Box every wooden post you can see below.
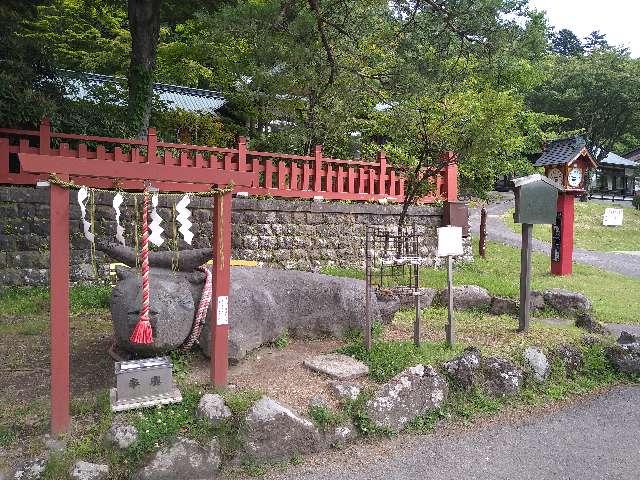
[519,223,533,332]
[378,151,386,196]
[147,127,157,164]
[445,255,455,346]
[314,145,323,193]
[50,175,70,433]
[413,262,421,347]
[442,152,458,201]
[479,206,487,258]
[211,191,232,386]
[39,118,51,155]
[238,136,247,172]
[364,228,372,352]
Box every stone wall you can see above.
[0,185,469,286]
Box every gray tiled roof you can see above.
[533,137,588,167]
[600,151,638,167]
[61,71,226,114]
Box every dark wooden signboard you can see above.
[551,211,562,262]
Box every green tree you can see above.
[551,28,584,56]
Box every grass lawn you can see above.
[323,240,640,325]
[502,201,640,252]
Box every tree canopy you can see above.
[1,0,639,197]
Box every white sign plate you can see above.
[216,296,229,325]
[603,208,623,226]
[437,226,464,257]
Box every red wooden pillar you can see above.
[314,145,323,193]
[50,175,70,433]
[551,193,575,276]
[211,191,232,386]
[377,151,387,196]
[442,151,458,201]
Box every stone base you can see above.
[110,388,182,412]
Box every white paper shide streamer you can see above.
[77,187,95,243]
[148,193,165,246]
[176,194,193,245]
[112,192,126,246]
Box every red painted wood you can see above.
[378,151,386,196]
[39,118,51,155]
[147,127,157,164]
[314,145,323,192]
[50,175,70,433]
[211,192,232,386]
[19,154,254,186]
[551,193,575,276]
[2,122,458,202]
[0,138,8,178]
[265,158,274,189]
[237,137,247,172]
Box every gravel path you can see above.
[469,194,640,278]
[267,385,640,480]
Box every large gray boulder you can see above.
[481,357,523,397]
[134,437,220,480]
[551,344,583,376]
[442,347,482,390]
[389,287,437,309]
[11,459,46,480]
[241,396,323,462]
[364,365,448,432]
[490,297,518,316]
[111,268,196,355]
[104,420,138,449]
[543,289,592,315]
[439,285,491,311]
[200,268,390,362]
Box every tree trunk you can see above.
[128,0,161,138]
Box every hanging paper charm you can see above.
[176,194,193,245]
[148,193,165,247]
[112,192,126,246]
[77,187,95,243]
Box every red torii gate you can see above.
[17,126,253,434]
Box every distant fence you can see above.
[0,119,457,202]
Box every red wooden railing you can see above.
[0,119,457,202]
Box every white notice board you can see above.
[602,208,623,226]
[437,226,464,257]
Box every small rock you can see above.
[575,312,605,334]
[12,458,46,480]
[304,354,369,380]
[329,382,361,401]
[43,434,67,452]
[551,344,583,376]
[543,289,591,315]
[618,331,639,345]
[327,422,358,448]
[196,394,232,425]
[308,394,330,409]
[490,297,518,316]
[241,396,323,462]
[605,342,640,375]
[365,364,448,432]
[439,285,491,311]
[389,287,437,309]
[442,347,482,390]
[104,421,138,450]
[70,461,109,480]
[523,347,550,382]
[134,437,220,480]
[530,291,546,312]
[481,357,523,397]
[375,290,401,323]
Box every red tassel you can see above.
[130,318,153,344]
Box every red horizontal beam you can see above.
[18,153,254,187]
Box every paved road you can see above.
[469,194,640,278]
[269,385,640,480]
